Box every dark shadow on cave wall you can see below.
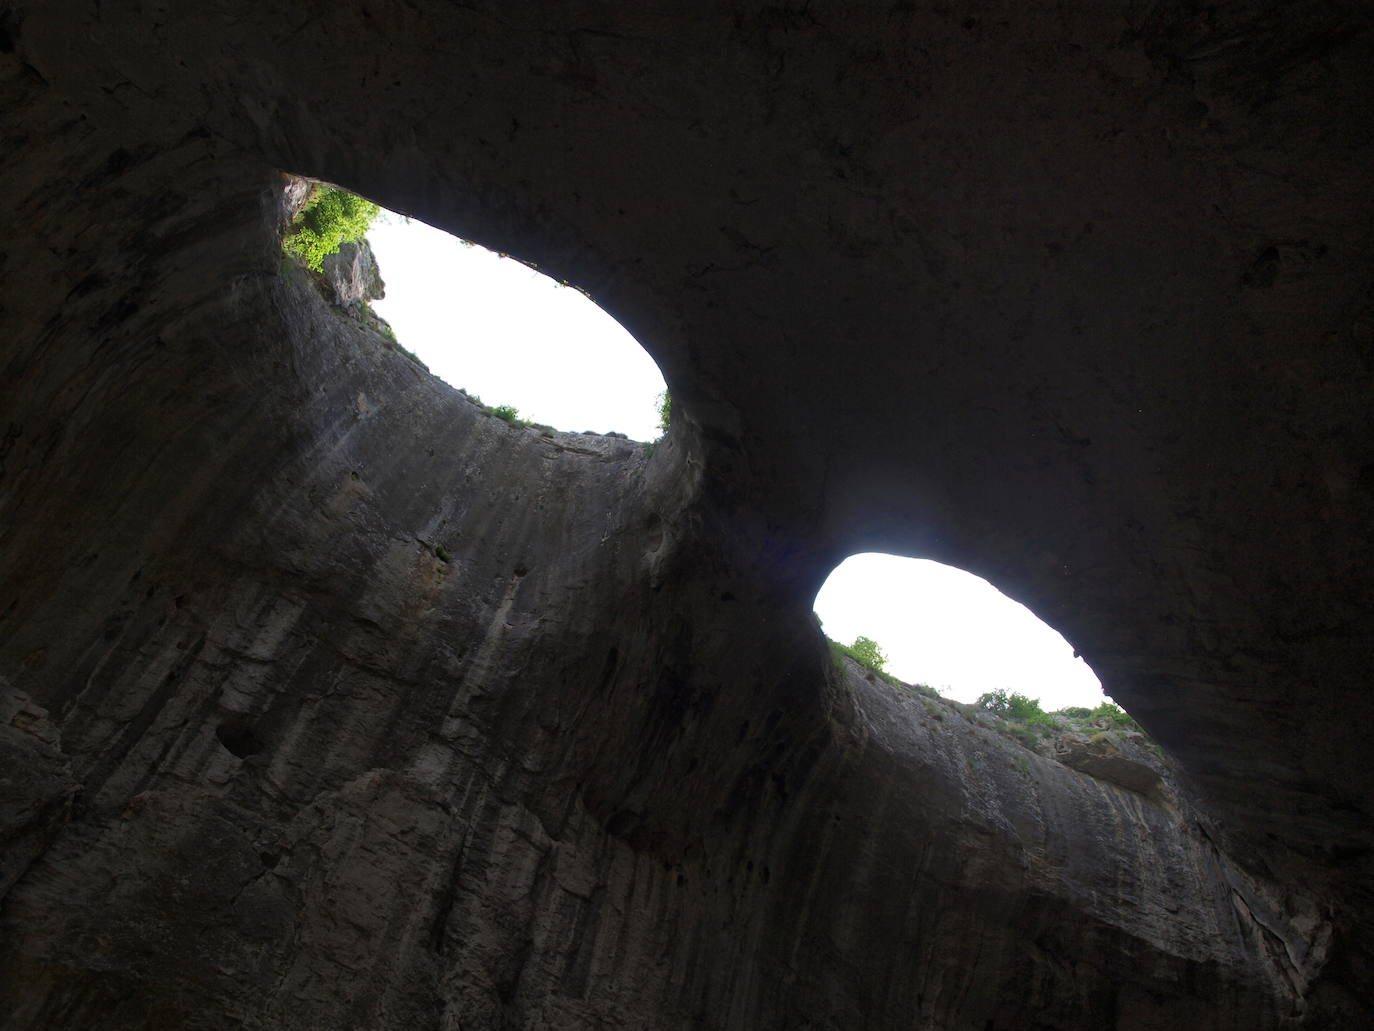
[0,2,1371,1027]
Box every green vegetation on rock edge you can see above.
[283,184,380,271]
[826,635,1143,746]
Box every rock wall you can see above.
[1,2,1370,1027]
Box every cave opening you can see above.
[813,552,1114,713]
[364,208,668,441]
[815,553,1161,798]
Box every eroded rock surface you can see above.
[1051,727,1164,798]
[320,238,384,313]
[1,2,1371,1028]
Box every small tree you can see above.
[849,636,887,672]
[977,689,1057,732]
[656,389,672,433]
[283,185,380,271]
[976,688,1012,715]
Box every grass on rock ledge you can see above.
[827,634,1146,753]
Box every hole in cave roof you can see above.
[364,209,667,441]
[814,552,1112,712]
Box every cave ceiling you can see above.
[1,2,1372,1028]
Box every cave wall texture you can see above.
[1,2,1372,1028]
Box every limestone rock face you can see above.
[0,681,79,900]
[320,238,385,313]
[1053,732,1165,797]
[0,2,1371,1028]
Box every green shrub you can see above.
[977,688,1058,733]
[977,689,1037,718]
[283,185,380,271]
[973,689,1148,758]
[827,635,906,689]
[1089,701,1139,730]
[848,636,887,672]
[975,689,1006,714]
[656,389,672,433]
[640,390,673,455]
[492,404,524,425]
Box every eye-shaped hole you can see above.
[365,209,667,440]
[814,552,1117,713]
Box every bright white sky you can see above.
[366,214,1108,711]
[813,554,1105,708]
[368,213,667,441]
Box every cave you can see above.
[1,4,1371,1028]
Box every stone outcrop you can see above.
[320,238,384,313]
[1,2,1371,1028]
[1053,730,1164,798]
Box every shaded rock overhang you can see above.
[1,2,1371,1028]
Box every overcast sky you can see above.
[367,214,1108,710]
[813,554,1105,708]
[369,213,666,441]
